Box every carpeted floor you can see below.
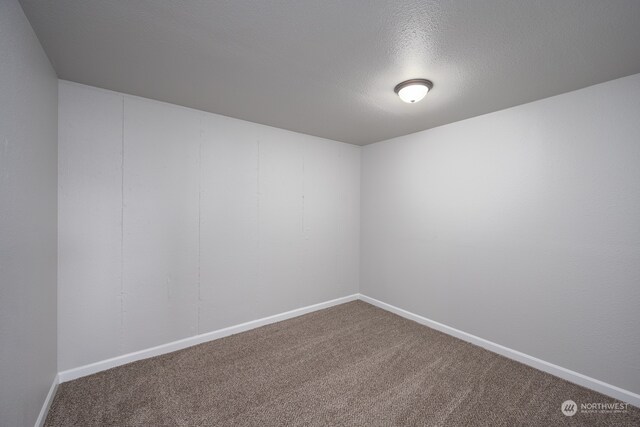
[46,301,639,426]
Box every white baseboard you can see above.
[58,294,359,383]
[35,374,59,427]
[358,294,640,408]
[55,292,639,408]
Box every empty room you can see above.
[2,0,640,425]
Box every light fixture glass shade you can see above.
[394,79,433,103]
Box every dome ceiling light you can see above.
[394,79,434,104]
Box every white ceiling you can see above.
[20,0,640,145]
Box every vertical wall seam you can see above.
[301,147,306,294]
[335,145,341,291]
[119,95,125,354]
[197,117,202,334]
[302,150,305,238]
[357,146,363,294]
[256,139,261,294]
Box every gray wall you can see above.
[58,81,360,372]
[361,73,640,395]
[0,0,58,425]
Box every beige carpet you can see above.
[46,301,639,426]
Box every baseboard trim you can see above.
[358,294,640,408]
[56,292,639,407]
[58,294,359,383]
[35,374,59,427]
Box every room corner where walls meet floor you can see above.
[46,294,640,410]
[42,295,640,426]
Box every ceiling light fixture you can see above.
[394,79,434,104]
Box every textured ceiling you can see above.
[19,0,640,145]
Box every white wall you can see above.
[54,48,639,399]
[361,73,640,395]
[58,81,360,371]
[0,1,58,425]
